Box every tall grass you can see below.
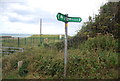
[2,35,119,79]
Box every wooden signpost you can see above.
[56,13,82,77]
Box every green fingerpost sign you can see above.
[56,13,66,22]
[56,13,82,22]
[68,17,82,22]
[56,12,82,77]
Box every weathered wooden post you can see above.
[56,13,82,77]
[25,38,26,45]
[18,61,23,70]
[18,37,20,47]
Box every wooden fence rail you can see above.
[0,47,24,55]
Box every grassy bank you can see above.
[2,35,119,79]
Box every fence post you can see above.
[25,38,26,45]
[13,37,14,42]
[31,37,32,46]
[33,38,34,44]
[18,37,20,47]
[18,61,23,70]
[54,37,55,42]
[39,37,41,45]
[7,37,8,42]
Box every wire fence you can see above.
[1,37,64,47]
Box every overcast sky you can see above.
[0,0,109,36]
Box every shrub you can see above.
[79,35,117,52]
[18,61,29,77]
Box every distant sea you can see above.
[0,34,33,38]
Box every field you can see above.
[1,34,119,79]
[2,35,63,47]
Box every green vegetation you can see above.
[77,2,120,39]
[31,34,61,38]
[2,1,119,79]
[2,35,63,48]
[2,34,118,79]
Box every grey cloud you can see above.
[0,1,26,9]
[13,9,33,15]
[0,0,26,2]
[8,17,20,22]
[8,16,39,24]
[9,9,57,24]
[1,1,57,24]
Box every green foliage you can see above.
[2,35,118,79]
[54,35,88,51]
[78,2,119,39]
[10,60,18,69]
[18,61,29,77]
[78,35,118,68]
[54,41,64,51]
[79,35,118,52]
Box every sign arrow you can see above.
[56,13,82,22]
